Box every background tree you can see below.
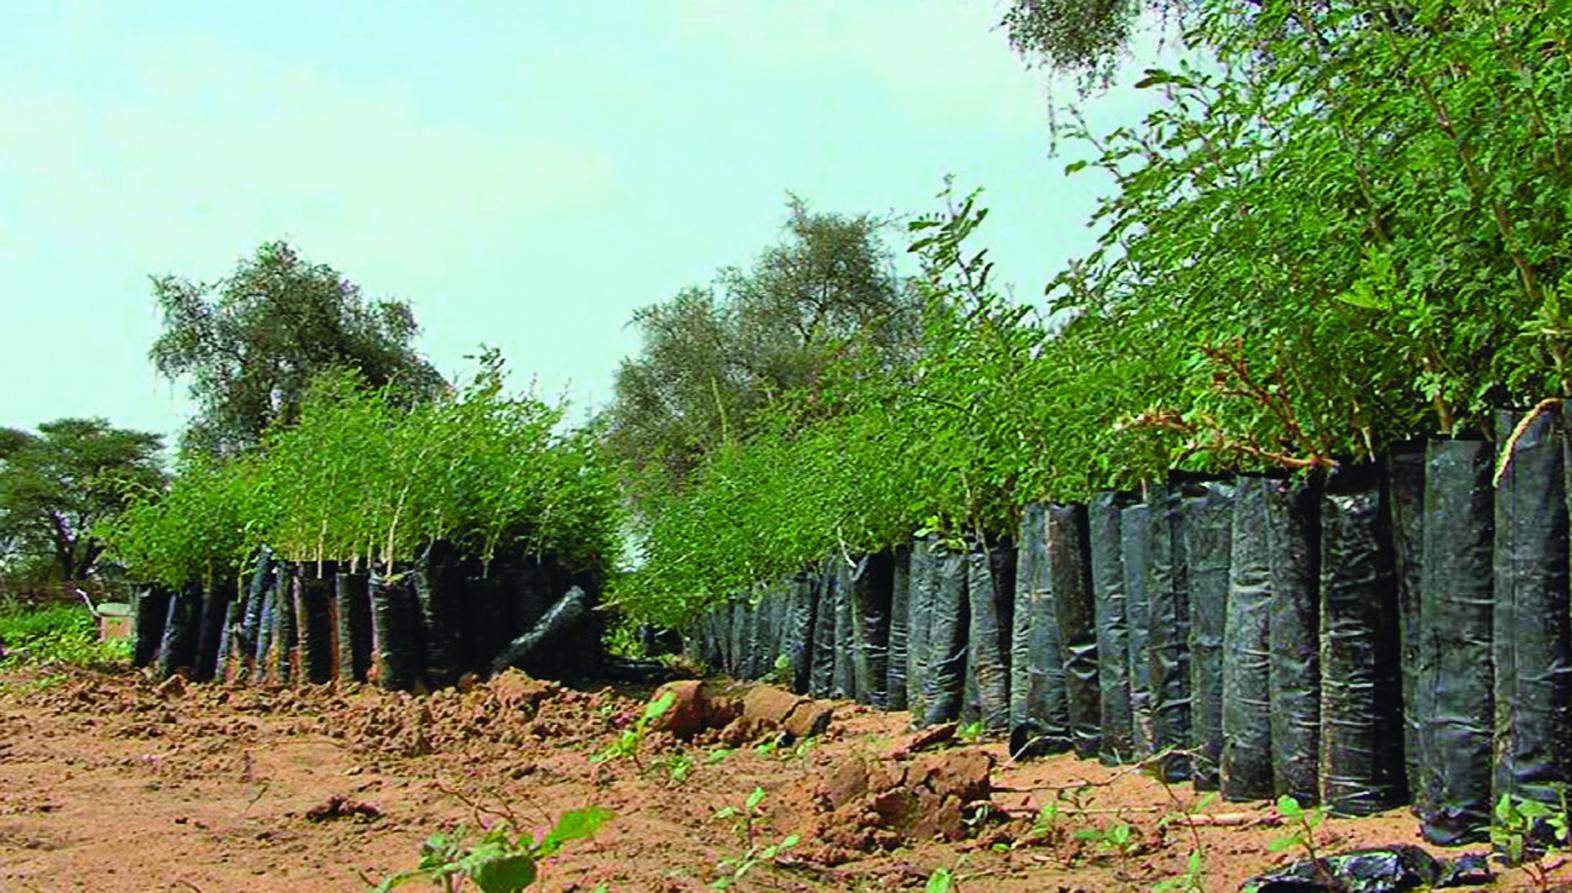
[0,419,165,586]
[1000,0,1191,89]
[150,240,447,456]
[604,197,920,496]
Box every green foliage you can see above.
[151,240,446,457]
[955,721,985,745]
[590,689,675,771]
[374,806,612,893]
[709,786,797,890]
[0,602,129,670]
[1269,795,1328,859]
[0,418,165,584]
[1491,788,1570,891]
[104,354,622,589]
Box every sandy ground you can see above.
[0,665,1552,892]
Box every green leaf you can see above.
[540,806,614,855]
[925,867,954,893]
[468,851,537,893]
[745,787,767,811]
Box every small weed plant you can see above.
[710,787,798,889]
[1270,794,1332,885]
[0,602,129,670]
[1491,788,1571,892]
[590,689,675,771]
[373,806,611,893]
[955,721,984,745]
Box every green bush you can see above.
[0,602,129,670]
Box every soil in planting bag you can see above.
[1146,484,1192,781]
[295,566,335,685]
[1416,437,1494,845]
[966,541,1012,732]
[1319,462,1406,816]
[1268,474,1321,804]
[336,572,373,683]
[251,578,277,685]
[194,578,234,683]
[1221,476,1273,801]
[1089,492,1134,764]
[832,562,856,699]
[412,541,464,689]
[131,586,171,669]
[240,546,274,659]
[907,537,938,721]
[809,561,837,698]
[370,570,421,691]
[1048,503,1100,760]
[1121,502,1154,758]
[851,552,893,708]
[1493,406,1572,808]
[922,546,970,727]
[491,585,596,678]
[887,546,911,711]
[1010,505,1074,759]
[157,584,203,680]
[1387,442,1426,806]
[1182,477,1234,792]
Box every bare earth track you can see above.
[0,666,1553,892]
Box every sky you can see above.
[0,1,1169,446]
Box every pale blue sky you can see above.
[0,1,1166,445]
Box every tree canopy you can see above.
[150,240,447,457]
[0,418,165,586]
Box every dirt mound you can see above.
[654,679,833,745]
[794,746,996,860]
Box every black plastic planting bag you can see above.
[967,542,1012,732]
[833,562,856,699]
[194,578,234,683]
[1387,443,1426,806]
[851,553,893,707]
[215,593,244,682]
[240,546,274,659]
[1089,492,1133,764]
[251,576,276,685]
[1010,505,1074,758]
[157,584,203,679]
[1319,463,1405,815]
[922,547,970,726]
[1493,407,1572,808]
[294,567,335,685]
[1268,475,1321,804]
[132,586,170,669]
[784,571,816,694]
[1048,503,1100,759]
[1183,479,1234,791]
[1222,476,1273,801]
[275,564,299,683]
[336,572,373,683]
[492,585,595,677]
[808,562,837,697]
[887,546,911,711]
[1146,485,1192,781]
[370,570,421,691]
[907,537,938,720]
[1416,438,1494,845]
[732,598,752,678]
[1121,503,1154,758]
[413,541,464,689]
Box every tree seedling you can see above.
[590,689,675,772]
[373,806,612,893]
[709,787,799,889]
[1491,790,1570,891]
[1270,794,1331,881]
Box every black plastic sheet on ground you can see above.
[1145,486,1192,781]
[1388,443,1426,807]
[492,586,596,677]
[1183,478,1234,792]
[1319,463,1405,816]
[1417,437,1494,845]
[1089,492,1133,764]
[851,553,893,708]
[967,540,1013,732]
[1121,502,1153,758]
[887,547,911,711]
[1268,474,1320,804]
[1048,503,1100,760]
[1493,406,1572,808]
[1222,475,1273,801]
[370,569,420,691]
[922,546,969,727]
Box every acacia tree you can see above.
[0,419,165,584]
[150,240,447,457]
[604,197,920,496]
